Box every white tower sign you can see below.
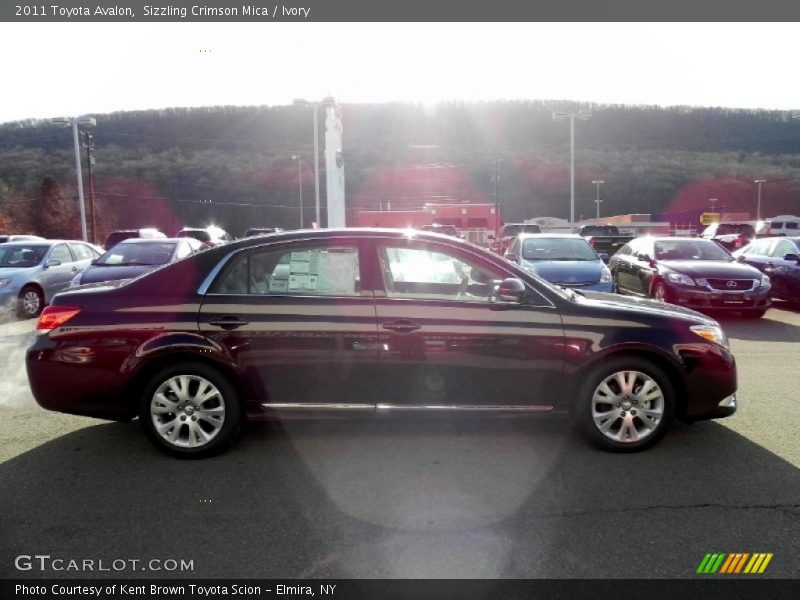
[324,99,346,227]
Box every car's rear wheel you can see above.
[576,357,675,452]
[139,362,241,458]
[17,285,43,319]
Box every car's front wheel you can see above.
[139,362,241,458]
[652,281,672,303]
[576,357,675,452]
[17,285,44,318]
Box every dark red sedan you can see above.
[27,229,737,457]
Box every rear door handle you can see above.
[382,320,421,333]
[353,341,389,351]
[209,316,249,330]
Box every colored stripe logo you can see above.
[696,552,773,574]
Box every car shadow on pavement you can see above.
[0,416,798,579]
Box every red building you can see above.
[356,203,502,244]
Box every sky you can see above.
[0,22,798,124]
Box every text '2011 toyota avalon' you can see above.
[26,229,737,458]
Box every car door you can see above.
[766,239,800,299]
[198,238,380,408]
[41,243,78,298]
[369,238,565,409]
[69,242,100,273]
[609,243,633,292]
[629,238,656,296]
[737,239,774,271]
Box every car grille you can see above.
[706,279,756,291]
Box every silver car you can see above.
[0,240,103,318]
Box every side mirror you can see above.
[783,253,800,263]
[486,234,495,241]
[495,278,526,303]
[505,253,519,262]
[639,253,656,266]
[90,258,98,265]
[736,254,746,262]
[599,253,610,263]
[44,259,61,268]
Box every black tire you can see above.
[574,356,675,453]
[139,362,241,458]
[17,285,44,319]
[651,280,672,303]
[743,309,767,319]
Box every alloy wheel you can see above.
[22,290,41,316]
[150,375,226,448]
[590,370,665,444]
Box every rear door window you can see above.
[49,244,74,264]
[213,244,361,296]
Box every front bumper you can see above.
[0,288,20,311]
[667,283,771,312]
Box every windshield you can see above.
[96,242,177,266]
[654,240,733,261]
[0,244,49,267]
[522,237,599,261]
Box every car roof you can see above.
[0,239,85,246]
[106,237,182,245]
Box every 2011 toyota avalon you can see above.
[609,236,771,318]
[26,229,737,458]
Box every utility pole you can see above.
[592,179,605,219]
[51,115,95,241]
[552,111,592,230]
[292,154,303,228]
[754,179,766,221]
[493,152,501,236]
[82,132,96,244]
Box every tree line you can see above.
[1,100,799,241]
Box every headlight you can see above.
[0,278,12,289]
[760,273,770,288]
[600,265,612,283]
[690,324,729,348]
[667,272,695,286]
[69,273,82,288]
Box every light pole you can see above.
[291,154,303,228]
[754,179,766,221]
[592,179,605,219]
[553,111,592,229]
[293,99,321,226]
[51,115,96,241]
[493,152,502,236]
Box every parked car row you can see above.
[502,230,797,318]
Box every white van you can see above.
[767,215,800,236]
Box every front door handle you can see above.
[71,266,79,272]
[209,316,249,330]
[382,320,421,334]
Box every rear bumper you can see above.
[26,337,137,421]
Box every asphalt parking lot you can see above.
[0,303,798,579]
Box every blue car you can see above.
[504,233,614,292]
[0,240,103,318]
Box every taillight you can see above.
[37,306,81,334]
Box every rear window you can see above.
[502,224,541,237]
[104,232,137,248]
[581,226,619,236]
[178,230,211,242]
[717,224,755,236]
